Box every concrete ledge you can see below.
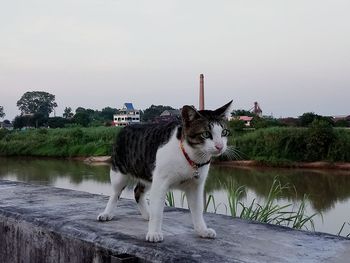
[0,180,349,263]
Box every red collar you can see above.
[180,139,211,169]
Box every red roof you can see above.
[239,116,253,121]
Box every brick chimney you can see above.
[199,74,204,110]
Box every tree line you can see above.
[1,91,349,129]
[230,110,349,131]
[0,91,177,129]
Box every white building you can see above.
[113,103,140,126]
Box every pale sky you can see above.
[1,0,349,120]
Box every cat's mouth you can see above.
[211,149,224,156]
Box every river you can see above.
[0,157,349,236]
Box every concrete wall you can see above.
[0,216,116,263]
[1,180,350,263]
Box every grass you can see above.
[224,178,317,230]
[0,126,120,157]
[165,191,175,207]
[2,125,350,163]
[166,179,318,231]
[229,127,350,163]
[338,222,350,238]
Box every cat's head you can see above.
[181,100,233,157]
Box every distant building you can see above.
[113,103,140,126]
[332,115,350,122]
[228,116,253,127]
[250,102,262,117]
[0,121,13,130]
[153,109,181,123]
[238,116,253,127]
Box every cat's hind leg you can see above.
[134,182,150,220]
[97,169,128,221]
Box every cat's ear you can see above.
[181,105,202,123]
[214,100,233,119]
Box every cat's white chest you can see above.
[154,130,209,185]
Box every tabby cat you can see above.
[97,101,232,242]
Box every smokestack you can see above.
[199,74,204,110]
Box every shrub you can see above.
[228,120,246,132]
[0,126,120,157]
[305,120,335,161]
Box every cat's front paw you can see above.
[97,212,113,221]
[197,228,216,239]
[146,231,164,242]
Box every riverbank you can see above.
[75,155,350,171]
[1,126,350,167]
[230,126,350,163]
[215,160,350,170]
[0,126,120,157]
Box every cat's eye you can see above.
[201,131,212,139]
[221,129,230,137]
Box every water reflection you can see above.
[0,157,110,185]
[207,165,350,213]
[1,157,350,234]
[2,158,350,213]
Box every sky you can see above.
[1,0,350,120]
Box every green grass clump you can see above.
[165,191,176,207]
[229,126,350,163]
[0,126,120,157]
[225,179,317,230]
[2,124,350,162]
[338,222,350,238]
[166,179,317,231]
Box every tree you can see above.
[63,107,74,119]
[75,107,86,114]
[299,112,334,127]
[142,105,175,122]
[100,107,118,121]
[0,106,5,119]
[229,119,246,131]
[73,107,97,125]
[278,117,299,127]
[299,112,318,127]
[335,120,349,127]
[17,91,57,118]
[48,117,70,128]
[306,119,335,161]
[231,109,254,117]
[13,113,47,129]
[72,112,90,127]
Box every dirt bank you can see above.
[214,160,350,170]
[78,156,350,170]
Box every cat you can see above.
[97,101,233,242]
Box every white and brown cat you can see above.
[97,101,233,242]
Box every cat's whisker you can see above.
[197,151,209,163]
[223,146,245,160]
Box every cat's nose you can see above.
[215,144,223,151]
